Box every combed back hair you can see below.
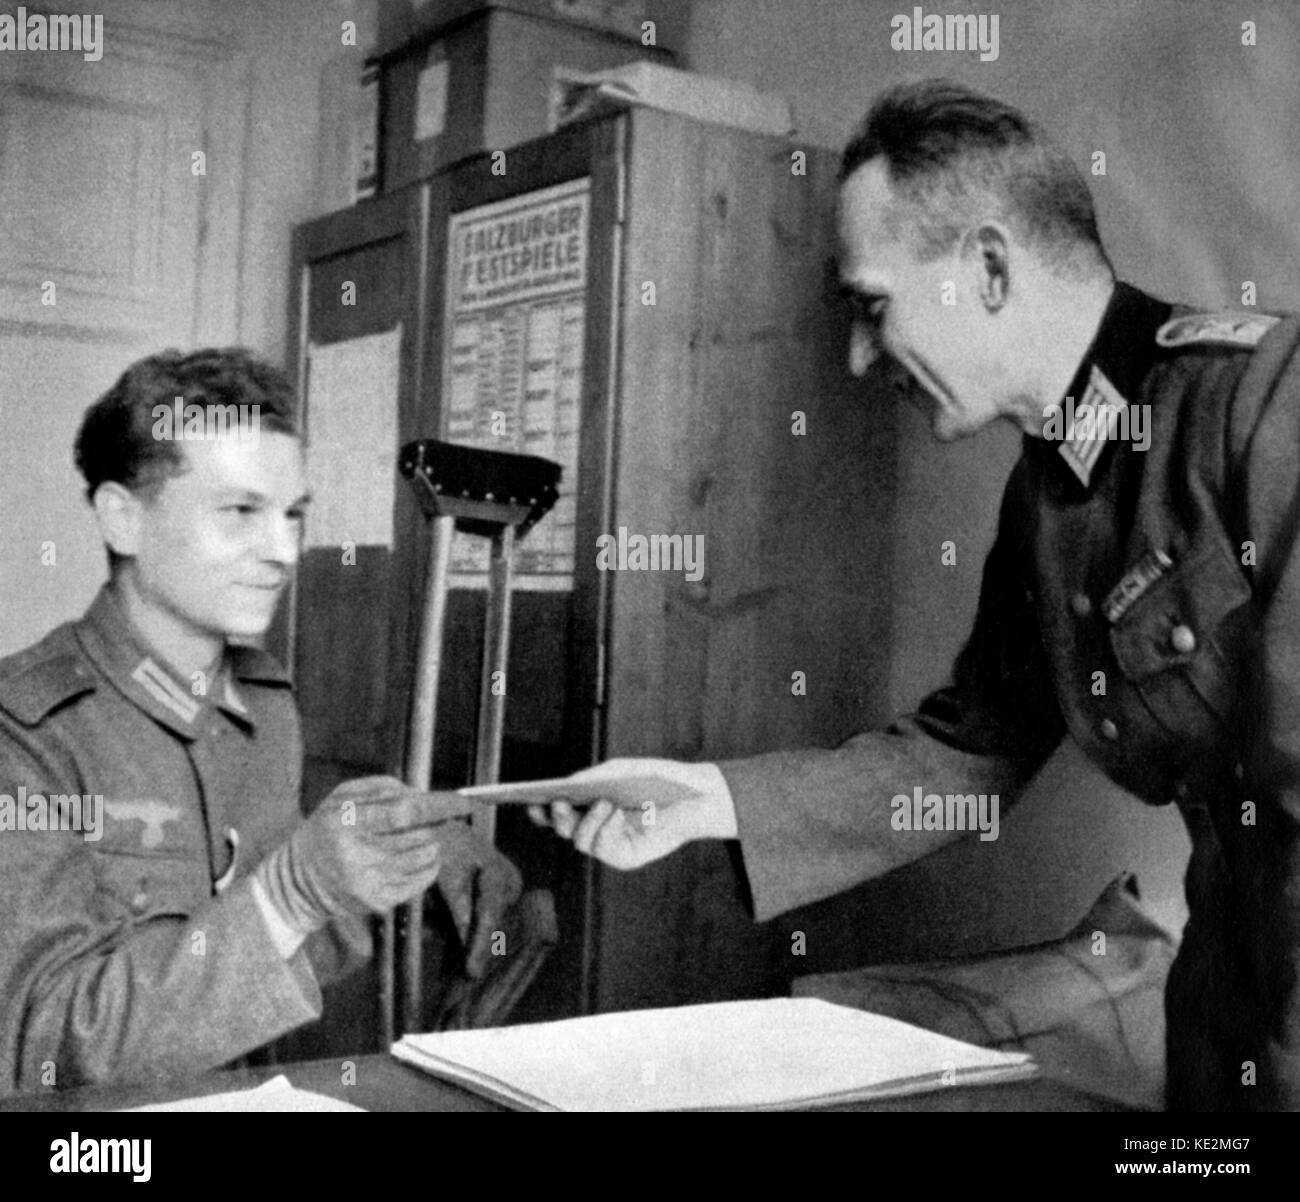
[841,79,1111,277]
[75,347,300,502]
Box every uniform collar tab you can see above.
[1051,364,1130,487]
[77,587,211,738]
[75,587,287,735]
[1047,282,1173,489]
[131,657,203,726]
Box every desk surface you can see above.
[1,1055,1128,1112]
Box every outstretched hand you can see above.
[527,758,737,870]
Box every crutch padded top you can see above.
[399,438,562,537]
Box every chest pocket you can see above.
[91,846,209,925]
[1108,543,1255,747]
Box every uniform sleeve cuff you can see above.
[250,873,310,960]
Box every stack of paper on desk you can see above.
[123,1075,364,1113]
[392,998,1035,1111]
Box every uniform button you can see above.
[1170,624,1196,654]
[1070,593,1092,618]
[1100,718,1119,742]
[130,890,149,913]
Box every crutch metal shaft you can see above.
[472,525,516,844]
[396,513,456,1038]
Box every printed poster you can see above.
[443,178,589,590]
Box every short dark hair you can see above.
[841,79,1109,274]
[75,347,299,501]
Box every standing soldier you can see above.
[533,80,1300,1112]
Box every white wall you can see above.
[0,0,373,655]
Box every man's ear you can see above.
[962,221,1011,311]
[92,482,144,558]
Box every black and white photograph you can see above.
[0,0,1296,1178]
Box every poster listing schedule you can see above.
[443,178,590,590]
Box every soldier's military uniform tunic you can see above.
[718,282,1300,1110]
[0,585,365,1094]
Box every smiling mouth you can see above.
[901,353,954,409]
[872,361,934,417]
[872,354,915,395]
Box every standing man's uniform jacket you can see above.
[719,283,1300,1110]
[0,587,365,1094]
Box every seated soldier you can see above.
[0,348,514,1093]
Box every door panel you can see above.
[0,4,249,656]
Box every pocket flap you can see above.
[1109,546,1250,681]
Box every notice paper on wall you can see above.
[304,326,402,549]
[392,997,1036,1111]
[442,178,589,591]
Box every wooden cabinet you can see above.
[588,111,897,1010]
[288,108,897,1030]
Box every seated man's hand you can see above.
[434,823,523,978]
[526,758,737,871]
[256,776,475,935]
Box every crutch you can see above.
[381,439,562,1043]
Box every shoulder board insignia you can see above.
[1156,311,1280,349]
[0,649,96,726]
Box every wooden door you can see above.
[0,0,250,655]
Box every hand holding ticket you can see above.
[461,767,702,808]
[464,758,738,871]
